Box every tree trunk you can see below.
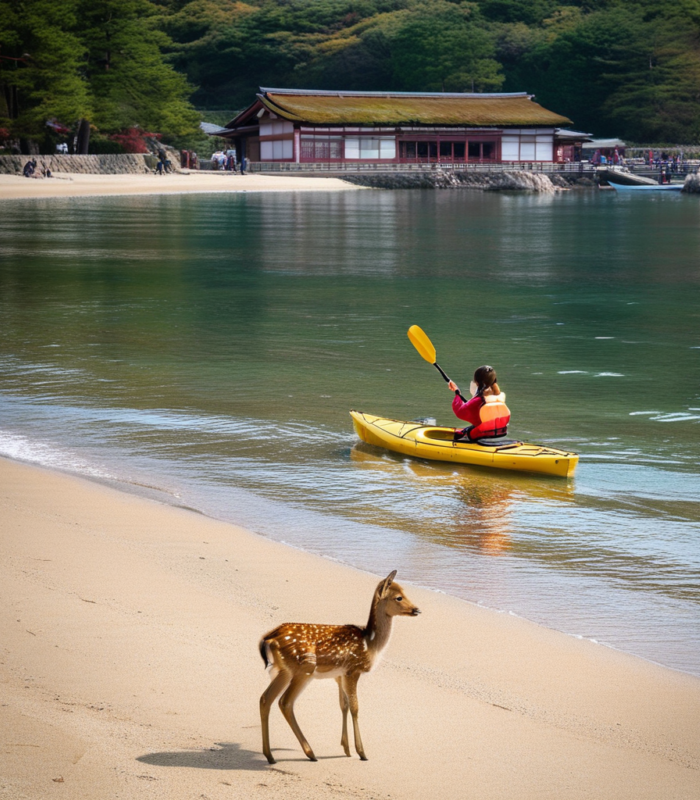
[76,118,91,154]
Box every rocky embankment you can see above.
[682,172,700,193]
[0,153,169,175]
[342,170,596,192]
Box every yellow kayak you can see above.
[350,411,579,478]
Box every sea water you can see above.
[1,189,698,674]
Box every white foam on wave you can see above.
[650,413,700,423]
[629,411,660,416]
[595,337,615,340]
[596,372,625,377]
[558,370,588,374]
[0,429,116,480]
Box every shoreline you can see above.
[0,171,361,200]
[2,454,699,799]
[4,451,694,680]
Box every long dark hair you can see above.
[473,365,499,397]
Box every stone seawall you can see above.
[341,170,596,192]
[0,154,164,175]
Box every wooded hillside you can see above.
[3,0,699,149]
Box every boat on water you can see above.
[350,411,579,478]
[597,167,682,191]
[611,182,682,192]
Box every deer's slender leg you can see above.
[260,669,291,764]
[336,676,351,756]
[279,673,316,761]
[343,673,367,761]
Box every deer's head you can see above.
[376,570,421,617]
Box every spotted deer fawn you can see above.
[258,570,420,763]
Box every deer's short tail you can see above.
[259,637,271,669]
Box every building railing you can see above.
[248,161,596,174]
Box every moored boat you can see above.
[350,411,579,478]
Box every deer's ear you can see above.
[379,570,397,597]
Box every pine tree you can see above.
[0,0,91,151]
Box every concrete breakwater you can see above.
[342,170,596,192]
[0,153,165,175]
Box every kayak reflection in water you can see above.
[449,365,511,442]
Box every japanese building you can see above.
[218,88,573,165]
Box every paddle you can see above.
[407,325,466,401]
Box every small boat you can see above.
[611,182,682,192]
[350,411,579,478]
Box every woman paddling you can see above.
[448,365,511,442]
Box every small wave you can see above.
[596,372,625,377]
[0,429,116,479]
[595,337,615,340]
[558,370,588,374]
[650,413,700,423]
[629,411,660,416]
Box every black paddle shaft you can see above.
[433,362,467,402]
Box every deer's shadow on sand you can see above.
[137,742,346,772]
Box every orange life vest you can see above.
[470,393,511,439]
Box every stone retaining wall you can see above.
[341,170,596,192]
[0,153,166,175]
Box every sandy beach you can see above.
[1,456,699,799]
[0,171,359,200]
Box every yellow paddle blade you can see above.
[407,325,436,364]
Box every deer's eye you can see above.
[395,596,403,602]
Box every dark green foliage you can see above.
[389,4,503,92]
[163,0,700,142]
[0,0,91,144]
[3,0,700,144]
[88,134,126,153]
[0,0,201,146]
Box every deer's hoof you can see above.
[265,754,276,765]
[359,754,368,761]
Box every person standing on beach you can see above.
[240,156,246,175]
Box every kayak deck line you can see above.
[350,410,579,478]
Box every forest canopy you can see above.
[2,0,700,149]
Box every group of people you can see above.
[22,159,51,178]
[155,148,173,175]
[591,148,624,166]
[210,150,246,174]
[647,151,683,171]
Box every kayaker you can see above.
[448,365,510,442]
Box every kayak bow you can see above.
[350,411,578,478]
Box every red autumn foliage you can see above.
[108,128,161,154]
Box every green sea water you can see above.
[1,188,699,673]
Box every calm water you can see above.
[1,189,699,674]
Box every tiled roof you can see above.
[250,89,571,127]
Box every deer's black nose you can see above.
[411,607,421,616]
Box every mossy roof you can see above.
[251,89,571,128]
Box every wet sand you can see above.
[0,171,360,200]
[1,455,699,799]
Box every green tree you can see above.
[390,3,504,92]
[0,0,91,151]
[78,0,201,140]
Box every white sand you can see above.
[1,456,699,799]
[0,171,360,200]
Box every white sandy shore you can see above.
[1,456,699,800]
[0,171,359,200]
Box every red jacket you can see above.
[452,393,483,426]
